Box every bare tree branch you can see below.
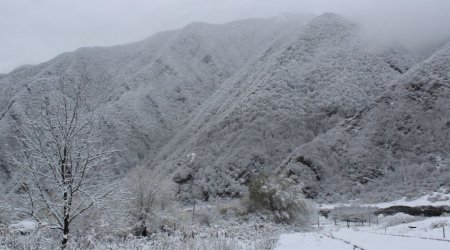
[8,74,117,248]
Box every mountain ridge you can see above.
[1,13,447,203]
[0,14,312,182]
[144,13,424,201]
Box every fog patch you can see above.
[340,0,450,52]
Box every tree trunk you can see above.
[61,146,72,249]
[62,222,69,248]
[62,191,71,249]
[192,202,196,224]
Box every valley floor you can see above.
[275,216,450,250]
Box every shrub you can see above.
[217,200,248,217]
[381,213,422,227]
[247,173,316,225]
[430,221,448,229]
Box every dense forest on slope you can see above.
[0,13,448,203]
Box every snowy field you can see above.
[275,233,355,250]
[275,215,450,250]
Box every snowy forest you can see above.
[1,1,450,249]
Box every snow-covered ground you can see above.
[276,215,450,250]
[319,192,450,209]
[331,228,449,250]
[370,192,450,208]
[369,216,449,239]
[275,233,355,250]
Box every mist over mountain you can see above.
[0,12,448,203]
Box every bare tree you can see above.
[122,167,175,237]
[128,171,158,236]
[8,75,116,248]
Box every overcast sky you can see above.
[1,0,450,73]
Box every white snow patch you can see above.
[275,233,353,250]
[8,220,38,234]
[332,228,450,250]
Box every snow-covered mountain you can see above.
[0,14,311,180]
[147,13,425,201]
[1,13,448,203]
[279,42,450,202]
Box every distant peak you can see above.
[319,12,342,19]
[308,12,355,28]
[312,12,348,23]
[272,12,315,23]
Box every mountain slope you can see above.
[278,43,450,202]
[2,13,445,204]
[0,15,311,181]
[148,13,421,200]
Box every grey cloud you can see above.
[1,0,449,73]
[345,0,450,50]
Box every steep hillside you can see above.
[279,43,450,202]
[148,13,421,200]
[2,13,445,204]
[0,15,311,181]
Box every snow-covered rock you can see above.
[8,220,38,235]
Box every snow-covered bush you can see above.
[248,173,316,225]
[427,193,450,203]
[430,220,448,229]
[381,213,422,227]
[100,220,282,250]
[0,219,284,250]
[217,199,248,217]
[116,169,178,237]
[0,226,58,250]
